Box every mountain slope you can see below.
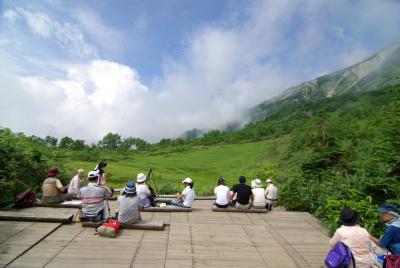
[251,42,400,121]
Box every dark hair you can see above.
[122,191,137,197]
[185,182,194,189]
[88,176,98,182]
[239,176,246,184]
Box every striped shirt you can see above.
[79,183,111,217]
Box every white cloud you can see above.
[3,9,20,22]
[74,10,123,52]
[1,0,400,143]
[6,8,97,58]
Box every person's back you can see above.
[79,171,111,220]
[252,188,266,209]
[118,195,140,224]
[41,167,71,204]
[232,176,252,209]
[265,183,278,200]
[214,178,230,208]
[329,208,373,268]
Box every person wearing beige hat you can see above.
[68,169,85,196]
[251,179,266,209]
[265,178,278,211]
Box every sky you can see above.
[0,0,400,143]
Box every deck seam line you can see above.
[5,222,63,268]
[41,225,84,268]
[129,230,145,267]
[263,217,310,268]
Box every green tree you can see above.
[45,135,58,147]
[59,136,74,148]
[98,132,122,150]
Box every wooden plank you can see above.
[72,196,117,201]
[0,211,74,223]
[142,206,192,212]
[34,200,82,208]
[82,220,165,230]
[211,205,267,213]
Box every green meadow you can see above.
[62,138,289,195]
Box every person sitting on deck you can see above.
[41,167,74,204]
[370,204,400,257]
[79,170,112,222]
[171,178,195,208]
[94,161,107,186]
[265,179,278,211]
[117,181,142,224]
[251,179,266,209]
[214,178,230,208]
[231,176,253,209]
[68,169,84,196]
[329,208,373,268]
[136,173,154,207]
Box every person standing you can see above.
[79,170,112,222]
[94,161,107,186]
[214,178,230,208]
[251,179,267,209]
[329,208,373,268]
[117,181,141,224]
[231,176,253,209]
[41,167,73,204]
[265,179,278,211]
[171,178,195,208]
[68,169,84,196]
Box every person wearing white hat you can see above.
[251,179,266,209]
[265,178,278,211]
[136,173,152,207]
[79,170,112,221]
[171,178,196,208]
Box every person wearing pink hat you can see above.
[41,167,73,204]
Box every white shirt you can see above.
[117,195,140,224]
[214,185,230,206]
[182,186,195,208]
[136,183,151,197]
[252,188,266,207]
[329,225,372,268]
[68,175,81,195]
[265,184,278,200]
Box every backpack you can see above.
[325,242,355,268]
[13,190,36,209]
[384,255,400,268]
[97,219,120,238]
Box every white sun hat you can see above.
[266,179,272,183]
[136,173,147,183]
[254,179,262,187]
[182,177,192,184]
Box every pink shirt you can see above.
[329,225,373,268]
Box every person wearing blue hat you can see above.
[370,203,400,255]
[214,178,230,208]
[117,181,141,224]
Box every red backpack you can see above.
[384,255,400,268]
[13,190,36,209]
[97,220,121,238]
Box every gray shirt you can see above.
[79,183,111,217]
[117,195,140,224]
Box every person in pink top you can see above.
[329,208,374,268]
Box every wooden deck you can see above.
[1,200,329,268]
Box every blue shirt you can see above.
[380,219,400,255]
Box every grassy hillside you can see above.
[62,138,290,195]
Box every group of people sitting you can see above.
[330,205,400,268]
[214,176,278,211]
